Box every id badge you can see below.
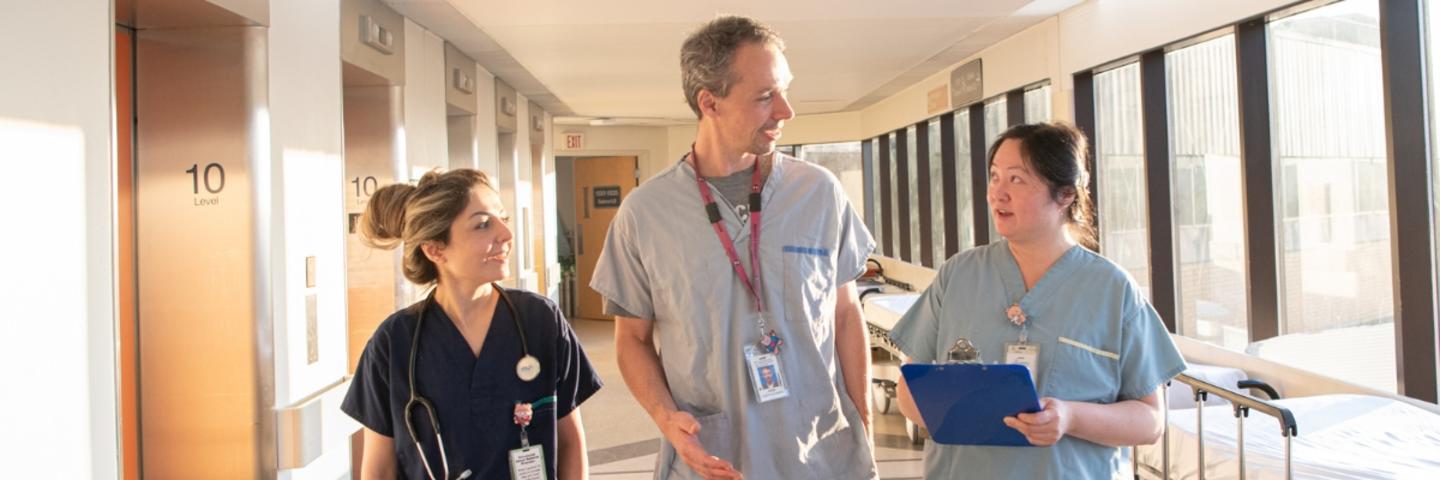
[1005,342,1040,383]
[509,444,547,480]
[743,344,790,402]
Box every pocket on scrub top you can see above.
[782,245,836,335]
[1046,335,1121,403]
[666,411,736,477]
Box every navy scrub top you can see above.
[342,287,603,480]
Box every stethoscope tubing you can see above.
[404,282,526,480]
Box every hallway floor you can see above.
[571,318,925,479]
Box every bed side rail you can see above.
[1135,373,1299,480]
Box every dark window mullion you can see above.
[970,103,990,246]
[916,121,934,267]
[1007,89,1025,127]
[896,128,912,262]
[940,112,959,258]
[1236,19,1280,344]
[879,135,893,257]
[1141,50,1178,333]
[1379,0,1438,402]
[861,139,875,235]
[1073,71,1100,241]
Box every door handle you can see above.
[577,229,584,256]
[583,187,590,219]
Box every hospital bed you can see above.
[1134,366,1440,479]
[860,288,925,443]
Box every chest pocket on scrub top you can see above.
[1044,335,1121,403]
[781,246,836,339]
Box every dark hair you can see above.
[359,169,497,285]
[680,15,784,119]
[986,122,1098,251]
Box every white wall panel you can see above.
[474,66,500,176]
[0,3,115,477]
[268,1,352,477]
[404,19,449,178]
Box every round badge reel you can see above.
[517,355,541,381]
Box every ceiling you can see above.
[387,0,1082,124]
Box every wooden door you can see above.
[573,156,637,320]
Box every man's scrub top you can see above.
[342,288,602,480]
[590,154,880,479]
[889,240,1186,480]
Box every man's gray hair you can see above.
[680,16,785,119]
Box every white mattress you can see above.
[1136,394,1440,479]
[862,292,919,331]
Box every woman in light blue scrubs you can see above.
[889,123,1185,479]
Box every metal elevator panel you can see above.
[343,85,404,371]
[135,25,274,478]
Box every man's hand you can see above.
[659,410,742,480]
[1002,397,1071,446]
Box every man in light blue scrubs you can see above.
[591,16,878,480]
[890,123,1186,479]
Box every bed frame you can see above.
[1134,373,1299,480]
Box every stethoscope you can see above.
[404,283,540,480]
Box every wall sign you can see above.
[563,132,584,150]
[927,84,949,115]
[185,162,226,207]
[593,185,621,208]
[950,59,983,108]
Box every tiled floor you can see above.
[571,318,924,479]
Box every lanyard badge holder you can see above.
[692,148,789,403]
[1003,304,1039,383]
[509,396,555,480]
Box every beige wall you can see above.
[858,0,1296,140]
[554,124,674,182]
[780,111,863,147]
[859,17,1060,139]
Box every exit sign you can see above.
[562,132,584,150]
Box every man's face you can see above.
[708,42,795,155]
[761,367,776,385]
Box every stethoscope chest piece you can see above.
[516,354,541,382]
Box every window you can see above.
[1431,0,1440,313]
[928,118,946,265]
[1167,34,1248,350]
[1264,0,1394,392]
[954,109,976,253]
[907,124,921,262]
[889,132,900,257]
[983,97,1008,243]
[799,141,864,222]
[1024,84,1053,123]
[1095,63,1151,297]
[867,140,883,250]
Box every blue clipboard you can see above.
[902,363,1042,446]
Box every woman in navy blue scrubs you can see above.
[342,169,602,480]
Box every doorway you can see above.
[562,155,638,320]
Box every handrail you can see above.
[1153,373,1300,480]
[1172,373,1298,437]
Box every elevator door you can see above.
[115,27,140,480]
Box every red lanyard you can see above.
[691,147,765,314]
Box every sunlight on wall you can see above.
[0,117,93,475]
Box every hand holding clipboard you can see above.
[901,363,1043,446]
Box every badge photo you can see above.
[745,346,790,402]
